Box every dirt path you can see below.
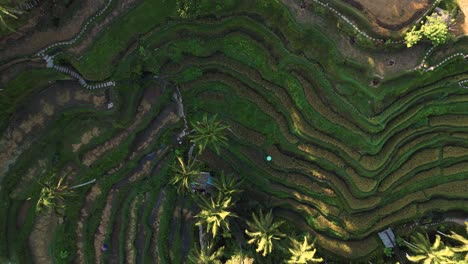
[0,0,106,63]
[68,0,140,56]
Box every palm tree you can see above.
[195,194,238,239]
[286,234,323,263]
[187,244,224,264]
[190,113,229,155]
[0,4,22,31]
[36,176,96,215]
[213,172,243,197]
[245,209,285,257]
[225,254,254,264]
[170,156,200,194]
[438,222,468,262]
[404,232,454,263]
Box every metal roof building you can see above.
[378,228,396,248]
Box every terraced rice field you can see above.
[0,0,467,263]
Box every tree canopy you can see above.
[405,13,450,47]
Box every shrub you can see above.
[405,13,450,47]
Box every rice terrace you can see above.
[0,0,467,263]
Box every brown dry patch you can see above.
[128,160,153,183]
[28,210,57,264]
[82,98,154,166]
[10,159,47,199]
[94,190,117,262]
[129,110,179,160]
[19,113,46,134]
[151,190,166,264]
[456,0,468,35]
[126,197,140,264]
[73,90,106,108]
[0,112,46,179]
[347,0,431,29]
[0,85,105,183]
[72,127,101,152]
[57,89,72,105]
[76,184,102,263]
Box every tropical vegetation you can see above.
[194,194,238,239]
[245,209,285,257]
[170,156,200,194]
[286,234,323,263]
[190,113,229,155]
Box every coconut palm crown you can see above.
[36,176,74,214]
[442,222,468,262]
[287,234,323,263]
[213,172,243,197]
[195,194,238,238]
[405,232,454,263]
[0,5,22,31]
[187,244,224,264]
[245,209,285,257]
[190,113,229,155]
[170,156,200,194]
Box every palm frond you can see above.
[212,172,243,197]
[194,194,237,238]
[245,209,285,257]
[170,156,200,194]
[190,113,229,155]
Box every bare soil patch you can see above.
[342,0,432,30]
[10,159,47,199]
[81,85,163,166]
[29,210,57,264]
[76,183,102,263]
[0,83,106,180]
[454,0,468,35]
[72,127,101,152]
[126,197,139,264]
[94,190,117,263]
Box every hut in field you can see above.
[378,228,396,248]
[191,171,215,194]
